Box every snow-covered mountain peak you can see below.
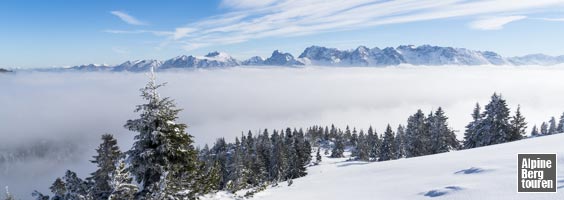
[28,44,564,72]
[265,50,304,66]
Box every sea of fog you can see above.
[2,65,564,197]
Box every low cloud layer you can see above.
[2,66,564,197]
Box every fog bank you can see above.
[2,65,564,197]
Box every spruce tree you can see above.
[429,108,460,154]
[394,125,406,159]
[541,122,549,135]
[269,130,287,183]
[405,109,429,157]
[356,130,370,161]
[330,133,345,158]
[477,93,512,146]
[378,125,395,161]
[531,125,539,137]
[108,160,138,200]
[548,117,557,135]
[315,147,322,165]
[558,113,564,133]
[226,138,248,192]
[509,105,527,141]
[62,170,90,200]
[463,103,482,149]
[50,178,65,200]
[89,134,121,200]
[124,68,199,198]
[367,126,379,161]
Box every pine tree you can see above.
[405,109,429,157]
[531,125,539,137]
[226,138,248,192]
[124,68,199,198]
[463,103,482,149]
[476,93,512,146]
[315,147,322,165]
[62,170,90,200]
[356,130,370,161]
[558,113,564,133]
[541,122,549,135]
[548,117,557,135]
[108,160,138,200]
[429,107,460,154]
[394,125,406,159]
[330,133,345,158]
[89,134,121,200]
[509,105,527,141]
[50,178,66,200]
[378,125,395,161]
[367,126,379,161]
[269,130,287,183]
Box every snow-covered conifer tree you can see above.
[531,125,539,137]
[463,103,482,149]
[541,122,549,135]
[509,105,527,141]
[108,160,138,200]
[394,125,406,159]
[378,125,396,161]
[476,93,512,146]
[89,134,121,200]
[50,178,66,200]
[124,68,199,198]
[62,170,90,200]
[330,133,345,158]
[405,109,429,157]
[548,117,557,135]
[429,108,460,154]
[315,147,322,165]
[558,112,564,133]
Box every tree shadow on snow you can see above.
[336,161,370,167]
[454,167,491,175]
[422,186,464,197]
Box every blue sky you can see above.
[1,0,564,68]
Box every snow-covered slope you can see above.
[206,134,564,200]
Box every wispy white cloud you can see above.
[536,17,564,22]
[107,0,564,50]
[104,29,172,36]
[110,11,148,25]
[469,15,527,30]
[220,0,278,9]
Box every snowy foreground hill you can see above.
[205,134,564,200]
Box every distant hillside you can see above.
[0,68,12,73]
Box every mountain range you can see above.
[20,45,564,72]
